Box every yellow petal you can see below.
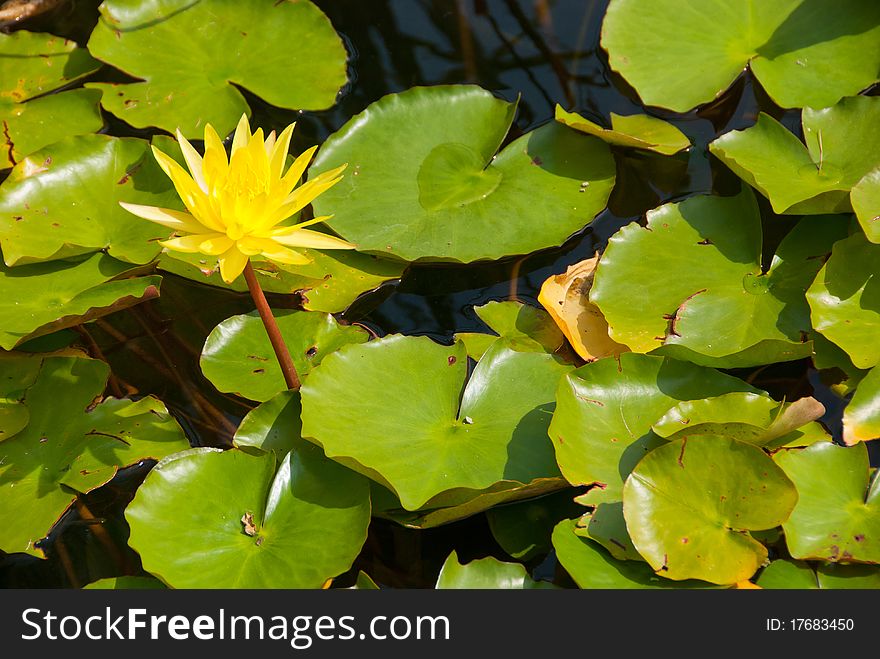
[175,129,207,193]
[161,233,224,253]
[240,236,313,265]
[199,235,234,255]
[280,144,319,196]
[263,130,276,157]
[151,146,203,209]
[219,246,249,283]
[231,114,251,155]
[118,202,205,233]
[280,168,346,217]
[272,227,356,250]
[203,124,228,181]
[269,123,296,180]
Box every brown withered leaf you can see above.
[240,511,257,537]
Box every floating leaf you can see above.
[301,335,570,510]
[234,390,302,458]
[774,442,880,564]
[435,551,553,589]
[87,0,347,137]
[601,0,880,112]
[0,352,44,442]
[851,169,880,243]
[843,364,880,445]
[709,98,880,214]
[83,576,167,589]
[538,254,629,361]
[577,502,642,561]
[807,231,880,369]
[756,559,818,588]
[201,310,369,402]
[591,189,850,366]
[486,490,582,561]
[757,559,880,589]
[549,352,759,506]
[126,447,370,588]
[0,254,160,350]
[0,135,180,266]
[0,355,189,556]
[815,563,880,589]
[555,106,689,155]
[454,300,565,360]
[623,436,798,584]
[310,85,615,262]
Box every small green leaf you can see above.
[435,551,553,589]
[556,106,689,155]
[234,390,302,458]
[487,490,582,561]
[454,300,565,360]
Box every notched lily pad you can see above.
[454,300,565,360]
[310,85,616,262]
[556,106,689,155]
[435,550,553,589]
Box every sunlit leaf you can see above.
[556,106,689,155]
[454,300,565,361]
[435,551,553,589]
[842,364,880,445]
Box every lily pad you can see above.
[843,364,880,446]
[87,0,347,138]
[549,352,759,506]
[807,231,880,369]
[757,559,880,589]
[577,502,642,561]
[0,135,180,266]
[0,355,189,556]
[709,98,880,214]
[0,352,44,442]
[233,390,302,458]
[83,576,167,589]
[486,490,582,561]
[435,551,552,589]
[301,335,570,510]
[201,310,369,402]
[591,189,850,367]
[126,447,370,588]
[555,106,689,155]
[623,436,798,584]
[158,249,405,314]
[601,0,880,112]
[454,300,565,361]
[774,442,880,564]
[309,85,616,262]
[851,169,880,243]
[0,254,160,350]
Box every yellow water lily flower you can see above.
[120,114,354,283]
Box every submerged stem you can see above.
[242,261,301,391]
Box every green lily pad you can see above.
[774,442,880,564]
[852,169,880,243]
[310,85,615,262]
[623,436,798,584]
[126,446,370,588]
[843,364,880,445]
[349,571,380,590]
[1,89,104,168]
[486,490,582,561]
[555,106,689,155]
[86,0,346,138]
[652,392,829,449]
[577,502,642,561]
[201,310,369,402]
[807,231,880,369]
[83,576,167,589]
[301,335,570,510]
[757,559,880,589]
[591,189,850,366]
[157,249,405,314]
[0,135,180,266]
[549,352,759,506]
[435,551,553,589]
[0,254,160,350]
[601,0,880,112]
[233,390,302,458]
[709,98,880,214]
[0,352,45,442]
[815,563,880,589]
[454,300,565,361]
[756,559,818,588]
[0,354,189,556]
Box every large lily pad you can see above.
[87,0,347,138]
[454,300,565,361]
[126,447,370,588]
[0,135,180,266]
[201,310,369,402]
[843,364,880,445]
[601,0,880,112]
[591,189,850,367]
[549,352,759,506]
[435,551,552,589]
[807,231,880,369]
[709,97,880,214]
[0,355,189,556]
[623,436,798,584]
[301,335,570,510]
[0,254,160,350]
[309,85,616,263]
[555,106,689,155]
[774,442,879,564]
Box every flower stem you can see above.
[243,261,301,391]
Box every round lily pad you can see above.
[555,106,689,155]
[435,551,552,589]
[623,436,798,584]
[201,310,369,402]
[852,169,880,243]
[843,364,880,446]
[591,189,850,366]
[549,352,760,506]
[87,0,347,138]
[454,300,565,361]
[601,0,880,112]
[126,447,370,588]
[774,442,879,564]
[710,97,880,214]
[309,85,615,262]
[0,355,190,556]
[301,335,571,510]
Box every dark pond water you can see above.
[0,0,872,588]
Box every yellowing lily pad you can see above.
[623,436,798,584]
[454,300,565,361]
[310,85,616,262]
[709,98,880,214]
[601,0,880,112]
[87,0,347,138]
[591,189,850,367]
[556,106,689,155]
